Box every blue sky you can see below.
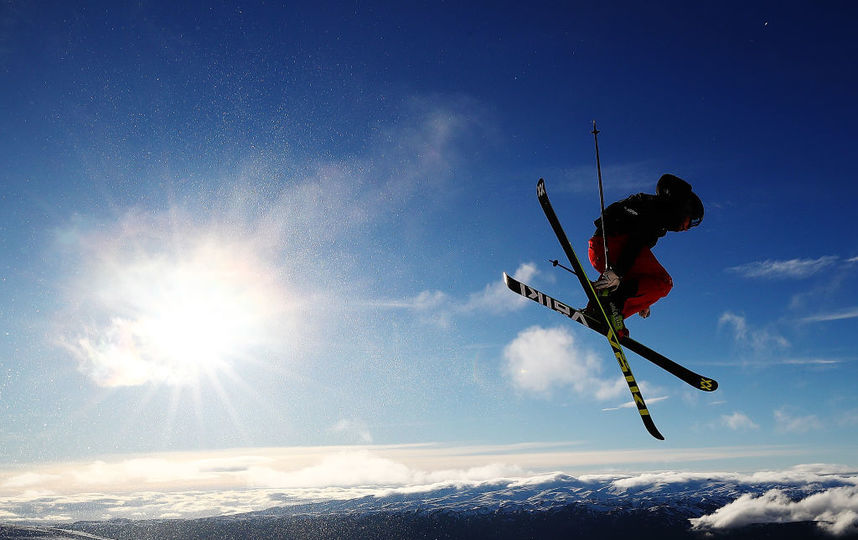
[1,0,858,520]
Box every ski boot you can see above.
[584,290,629,339]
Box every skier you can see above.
[586,174,703,336]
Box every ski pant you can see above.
[588,234,673,319]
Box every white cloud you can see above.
[363,290,449,311]
[782,357,843,365]
[0,472,61,489]
[719,312,790,353]
[330,419,374,444]
[692,487,858,536]
[721,412,759,431]
[726,256,839,279]
[404,290,452,312]
[718,312,748,340]
[247,451,414,488]
[615,467,858,535]
[69,457,225,487]
[463,262,539,314]
[801,307,858,323]
[503,325,624,399]
[361,262,540,328]
[601,394,668,411]
[774,407,824,434]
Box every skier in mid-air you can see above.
[586,174,703,336]
[504,174,716,439]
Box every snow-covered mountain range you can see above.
[8,467,855,539]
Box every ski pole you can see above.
[592,121,610,272]
[548,259,577,276]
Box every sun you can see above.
[130,254,266,383]
[64,219,294,388]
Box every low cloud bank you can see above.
[691,485,858,536]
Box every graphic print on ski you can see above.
[502,272,718,392]
[536,178,665,440]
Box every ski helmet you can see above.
[657,174,703,229]
[656,173,692,199]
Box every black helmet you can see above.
[657,174,703,229]
[656,173,692,199]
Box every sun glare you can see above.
[64,217,295,388]
[133,257,262,382]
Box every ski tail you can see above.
[622,338,718,392]
[536,178,664,440]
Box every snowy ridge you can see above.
[243,470,854,519]
[7,468,858,539]
[227,470,857,537]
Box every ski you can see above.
[536,178,665,440]
[503,272,717,392]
